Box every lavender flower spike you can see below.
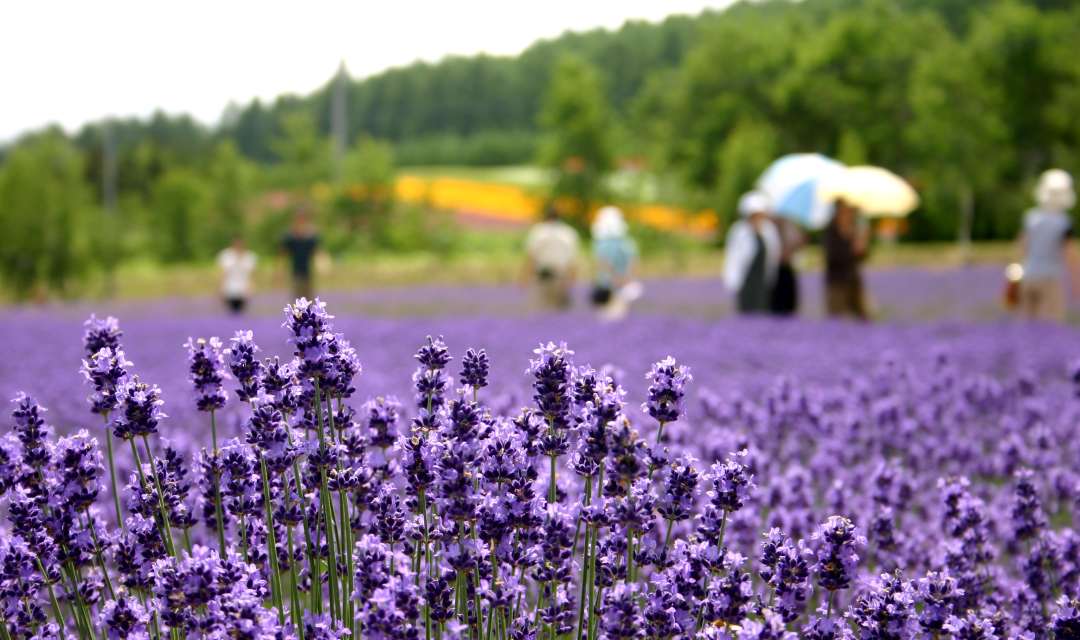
[184,337,229,412]
[83,314,122,358]
[813,516,865,599]
[642,356,692,444]
[225,330,262,403]
[81,347,132,416]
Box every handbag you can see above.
[1003,263,1023,310]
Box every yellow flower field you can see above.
[395,173,719,234]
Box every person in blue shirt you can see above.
[1018,169,1080,323]
[590,206,640,320]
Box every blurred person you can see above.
[770,217,806,316]
[217,236,256,314]
[281,207,320,301]
[723,191,781,314]
[823,198,870,320]
[524,205,581,309]
[590,206,641,321]
[1017,168,1080,323]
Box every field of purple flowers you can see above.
[2,267,1080,638]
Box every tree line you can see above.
[1,0,1079,297]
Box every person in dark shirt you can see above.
[281,207,320,301]
[823,198,870,320]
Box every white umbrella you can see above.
[756,153,846,229]
[818,166,919,217]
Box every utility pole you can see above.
[331,61,349,183]
[958,182,973,266]
[102,120,118,297]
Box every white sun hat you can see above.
[592,206,629,238]
[1035,169,1075,212]
[737,190,772,217]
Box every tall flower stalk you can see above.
[185,337,229,556]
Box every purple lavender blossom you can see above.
[413,335,452,410]
[736,609,798,640]
[916,570,963,635]
[245,402,297,473]
[658,453,699,523]
[54,430,104,512]
[11,392,53,474]
[460,347,489,390]
[225,330,262,403]
[1011,469,1047,543]
[325,334,362,398]
[0,537,52,638]
[847,570,916,638]
[759,529,812,623]
[98,592,150,640]
[83,314,122,358]
[1053,595,1080,637]
[81,347,132,416]
[702,551,753,625]
[599,583,644,639]
[699,449,755,547]
[360,573,422,640]
[364,396,402,450]
[283,298,337,380]
[111,377,166,440]
[813,516,864,594]
[301,612,351,640]
[641,356,692,425]
[184,337,228,412]
[801,607,855,640]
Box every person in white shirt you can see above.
[523,205,581,309]
[723,191,781,314]
[217,237,257,314]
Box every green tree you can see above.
[665,13,792,190]
[207,140,254,249]
[538,55,614,220]
[908,35,1007,244]
[271,110,330,187]
[966,2,1056,182]
[778,3,948,170]
[335,136,396,234]
[714,119,779,230]
[205,141,251,248]
[0,131,95,298]
[151,169,210,262]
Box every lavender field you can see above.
[2,266,1080,638]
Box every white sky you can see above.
[1,1,733,143]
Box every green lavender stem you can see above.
[129,438,175,557]
[260,456,286,625]
[209,410,227,557]
[548,453,558,504]
[573,473,594,640]
[313,380,342,623]
[84,513,116,600]
[328,400,356,633]
[103,416,124,531]
[35,558,67,640]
